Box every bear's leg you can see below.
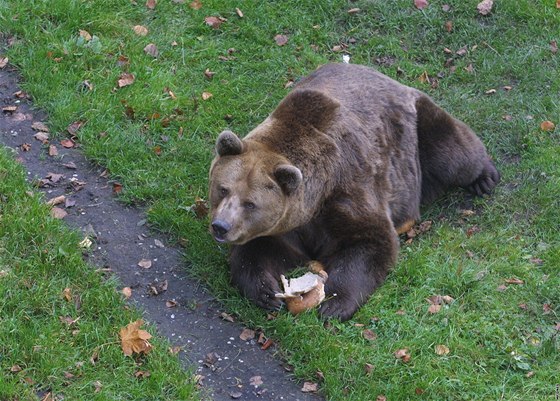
[318,212,398,322]
[229,233,309,311]
[415,95,500,204]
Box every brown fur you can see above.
[209,63,499,321]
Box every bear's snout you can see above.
[211,219,231,242]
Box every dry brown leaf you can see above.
[205,16,225,29]
[540,120,555,131]
[119,319,153,356]
[60,139,75,148]
[47,195,66,206]
[376,396,387,401]
[93,380,102,393]
[274,34,289,46]
[10,364,22,372]
[435,344,450,355]
[220,312,234,322]
[189,0,202,9]
[192,197,209,218]
[201,91,213,100]
[48,145,58,156]
[79,30,92,41]
[133,25,149,36]
[21,143,31,152]
[62,287,72,301]
[444,20,453,32]
[365,363,374,375]
[51,207,68,219]
[0,57,8,69]
[250,375,263,387]
[477,0,493,15]
[166,299,178,308]
[551,40,558,54]
[138,259,152,269]
[32,121,50,132]
[113,182,123,194]
[144,43,159,58]
[122,287,132,299]
[348,8,361,14]
[135,370,151,378]
[414,0,429,10]
[2,105,17,112]
[204,68,215,79]
[239,328,255,341]
[33,132,49,144]
[301,382,318,393]
[485,88,496,95]
[362,329,377,341]
[66,121,84,135]
[394,348,411,362]
[235,7,243,17]
[117,72,135,88]
[428,304,442,314]
[505,278,524,285]
[146,0,157,9]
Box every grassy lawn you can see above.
[2,0,559,399]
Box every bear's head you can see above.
[208,130,302,245]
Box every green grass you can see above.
[0,148,196,400]
[1,0,559,399]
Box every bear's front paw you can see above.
[318,295,359,322]
[238,272,283,312]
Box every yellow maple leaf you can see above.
[119,320,153,356]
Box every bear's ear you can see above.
[274,164,302,195]
[272,89,340,131]
[215,130,243,156]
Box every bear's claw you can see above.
[465,159,500,197]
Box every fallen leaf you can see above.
[33,132,49,144]
[144,43,159,57]
[67,120,84,135]
[250,375,263,387]
[414,0,428,10]
[47,195,66,206]
[204,352,219,367]
[134,370,151,378]
[365,363,374,375]
[377,396,387,401]
[205,16,225,29]
[456,46,467,56]
[32,121,50,132]
[169,346,181,354]
[2,105,17,113]
[540,120,555,131]
[189,0,202,9]
[113,182,123,194]
[146,0,156,9]
[362,329,377,341]
[0,56,8,69]
[62,287,72,301]
[204,68,215,79]
[442,4,451,12]
[505,278,524,285]
[154,239,165,248]
[79,29,92,41]
[59,315,79,326]
[543,303,552,314]
[93,380,102,393]
[10,364,22,372]
[428,304,441,314]
[477,0,493,15]
[133,25,148,36]
[348,8,361,14]
[220,312,235,322]
[235,7,243,17]
[301,382,318,393]
[60,139,75,148]
[444,20,453,32]
[261,338,274,350]
[148,279,168,296]
[119,319,153,356]
[117,72,135,88]
[394,348,411,362]
[551,40,558,54]
[201,91,213,100]
[240,328,255,341]
[51,207,68,219]
[435,344,450,355]
[21,143,31,152]
[191,197,209,218]
[497,284,507,292]
[418,71,430,84]
[485,89,496,95]
[48,145,58,156]
[138,259,152,269]
[122,287,132,299]
[166,299,178,308]
[274,34,289,46]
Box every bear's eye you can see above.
[219,187,229,197]
[243,201,256,210]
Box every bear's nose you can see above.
[211,220,231,240]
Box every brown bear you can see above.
[208,63,499,321]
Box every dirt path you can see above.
[0,62,322,401]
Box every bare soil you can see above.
[0,62,322,401]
